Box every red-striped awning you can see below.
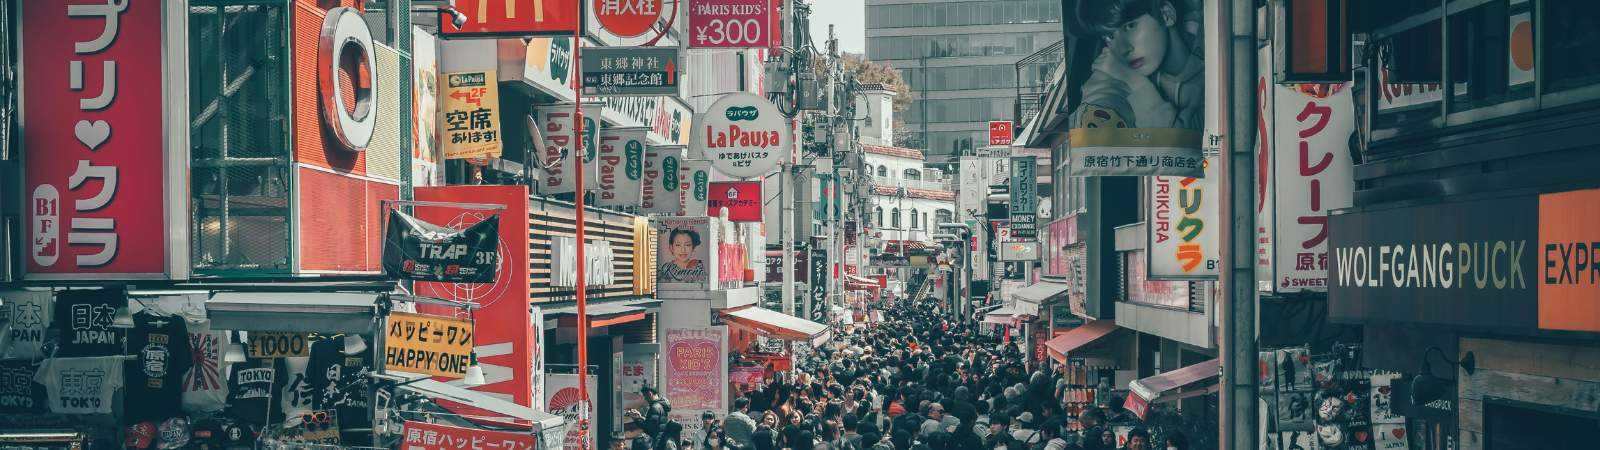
[720,306,832,347]
[1125,358,1220,419]
[1045,320,1120,363]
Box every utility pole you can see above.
[1220,0,1259,447]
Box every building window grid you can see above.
[866,0,1062,29]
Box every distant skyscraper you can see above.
[865,0,1063,163]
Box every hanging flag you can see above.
[381,211,500,283]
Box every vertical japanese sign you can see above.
[596,127,650,208]
[688,0,774,48]
[1147,155,1221,279]
[642,146,685,214]
[536,102,604,194]
[440,71,504,160]
[25,0,172,278]
[383,312,475,379]
[810,247,829,317]
[412,28,442,186]
[546,373,598,450]
[988,121,1013,146]
[679,160,712,216]
[580,47,680,96]
[1266,83,1354,293]
[403,421,540,450]
[439,0,582,37]
[1008,156,1038,240]
[663,327,728,435]
[619,344,658,410]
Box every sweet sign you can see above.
[696,92,789,179]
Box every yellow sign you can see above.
[247,332,311,359]
[439,70,504,160]
[383,312,474,378]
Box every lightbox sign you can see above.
[439,0,582,37]
[688,0,774,48]
[708,181,762,222]
[695,92,789,179]
[594,0,664,37]
[1008,156,1038,240]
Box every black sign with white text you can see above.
[382,211,500,283]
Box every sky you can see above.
[807,0,866,54]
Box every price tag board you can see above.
[248,332,311,359]
[688,0,773,48]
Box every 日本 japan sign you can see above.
[688,0,773,48]
[696,92,789,179]
[580,47,679,96]
[595,0,663,37]
[25,0,171,278]
[439,0,582,37]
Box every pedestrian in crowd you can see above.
[702,411,725,450]
[726,397,759,450]
[1125,428,1151,450]
[753,411,781,450]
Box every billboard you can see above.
[663,327,729,440]
[1147,155,1221,279]
[688,0,776,48]
[695,92,789,179]
[656,217,713,290]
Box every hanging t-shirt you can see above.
[280,356,314,419]
[34,356,125,415]
[125,311,193,422]
[0,359,45,413]
[181,319,229,414]
[53,289,126,357]
[0,290,52,360]
[307,338,372,429]
[225,357,283,426]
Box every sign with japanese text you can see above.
[1066,129,1205,177]
[520,37,576,100]
[810,247,829,310]
[536,102,604,194]
[764,248,807,283]
[1265,83,1354,293]
[402,420,539,450]
[24,0,172,278]
[384,312,475,379]
[596,127,650,207]
[620,344,657,410]
[581,47,679,96]
[642,146,685,214]
[988,121,1014,146]
[440,71,504,160]
[594,0,664,37]
[679,160,712,216]
[696,92,789,179]
[708,181,762,222]
[546,373,598,450]
[439,0,582,37]
[600,96,693,145]
[688,0,774,48]
[663,327,728,426]
[1147,155,1221,279]
[1008,156,1038,239]
[247,332,311,359]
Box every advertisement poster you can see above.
[656,217,712,290]
[440,70,505,160]
[382,312,475,379]
[688,0,774,48]
[402,421,539,450]
[620,344,658,410]
[546,373,598,450]
[663,327,728,441]
[537,103,604,195]
[597,127,649,208]
[1267,82,1354,293]
[695,92,789,179]
[1148,155,1221,279]
[1008,156,1038,239]
[679,160,712,216]
[1123,251,1190,309]
[642,146,685,214]
[438,0,582,37]
[708,181,762,221]
[412,27,442,186]
[24,0,170,277]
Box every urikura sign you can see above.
[24,0,183,279]
[688,0,774,48]
[1147,155,1220,279]
[696,92,789,179]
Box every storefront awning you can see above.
[389,375,564,432]
[1124,358,1221,419]
[545,299,657,327]
[721,306,832,347]
[1012,281,1070,305]
[207,292,378,333]
[1045,320,1120,363]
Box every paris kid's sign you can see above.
[695,92,789,179]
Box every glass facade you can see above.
[866,0,1063,29]
[867,32,1057,60]
[906,97,1017,124]
[898,64,1052,92]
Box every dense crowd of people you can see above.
[616,298,1192,450]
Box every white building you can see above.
[861,144,955,244]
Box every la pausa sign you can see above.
[697,92,789,179]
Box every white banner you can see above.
[536,102,604,195]
[642,146,685,214]
[1265,81,1355,293]
[679,160,712,216]
[957,157,985,221]
[597,127,649,207]
[1147,155,1221,279]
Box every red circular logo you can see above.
[594,0,664,37]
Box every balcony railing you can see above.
[867,176,953,193]
[1015,40,1065,128]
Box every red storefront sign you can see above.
[595,0,663,37]
[402,421,538,450]
[688,0,774,48]
[718,242,747,283]
[439,0,583,37]
[708,181,762,222]
[988,121,1014,146]
[24,0,172,278]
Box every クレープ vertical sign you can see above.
[384,312,474,379]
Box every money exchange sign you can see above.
[1008,156,1038,239]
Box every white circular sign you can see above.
[318,7,377,151]
[696,92,789,179]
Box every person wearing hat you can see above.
[1010,412,1041,448]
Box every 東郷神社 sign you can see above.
[581,47,679,96]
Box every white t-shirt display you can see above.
[0,290,52,360]
[181,318,230,413]
[34,356,125,415]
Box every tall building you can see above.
[864,0,1063,163]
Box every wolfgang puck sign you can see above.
[696,92,789,179]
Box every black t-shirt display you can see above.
[125,312,193,423]
[52,288,126,357]
[306,338,373,429]
[0,359,45,414]
[226,358,285,426]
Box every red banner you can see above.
[988,121,1014,146]
[688,0,774,48]
[24,0,170,277]
[708,181,762,222]
[402,421,538,450]
[439,0,583,37]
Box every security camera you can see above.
[446,7,468,29]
